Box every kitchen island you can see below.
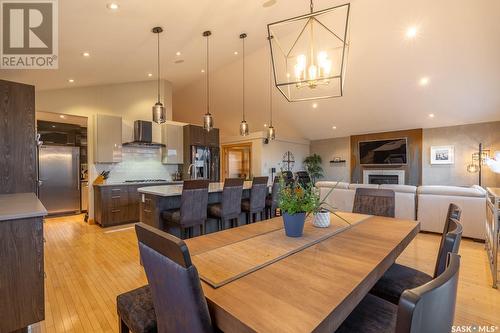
[138,181,256,236]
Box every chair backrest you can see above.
[295,171,311,188]
[395,253,461,333]
[180,180,210,226]
[270,177,281,208]
[135,223,213,333]
[221,178,244,217]
[249,177,269,211]
[352,188,395,217]
[282,171,294,186]
[433,218,463,278]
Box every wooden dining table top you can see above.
[184,212,420,333]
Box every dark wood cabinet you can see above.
[0,80,37,194]
[0,215,45,332]
[184,124,219,147]
[206,128,220,147]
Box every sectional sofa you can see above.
[316,181,487,240]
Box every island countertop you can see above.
[0,193,48,221]
[138,181,255,197]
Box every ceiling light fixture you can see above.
[268,1,350,101]
[151,27,167,124]
[234,51,239,55]
[428,113,435,118]
[107,3,119,10]
[332,126,337,129]
[82,52,90,57]
[239,33,249,136]
[68,79,74,83]
[201,69,205,73]
[202,30,214,132]
[59,115,66,119]
[176,51,181,56]
[419,77,429,86]
[267,55,276,140]
[312,103,318,109]
[405,26,418,39]
[148,73,153,77]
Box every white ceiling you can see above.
[1,0,500,140]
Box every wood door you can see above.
[221,143,252,181]
[0,80,37,194]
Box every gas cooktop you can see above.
[124,179,167,183]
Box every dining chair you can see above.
[135,223,216,333]
[352,188,395,218]
[370,208,462,304]
[265,177,281,219]
[242,176,269,223]
[282,171,294,186]
[161,179,209,239]
[336,253,461,333]
[208,178,244,230]
[117,285,157,333]
[295,171,311,188]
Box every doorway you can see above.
[221,143,252,181]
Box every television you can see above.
[358,138,408,165]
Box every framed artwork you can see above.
[430,146,454,165]
[281,151,296,171]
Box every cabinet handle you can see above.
[112,196,121,199]
[111,189,121,192]
[144,209,152,213]
[111,209,121,213]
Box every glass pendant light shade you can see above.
[240,120,249,136]
[267,1,350,101]
[152,26,167,124]
[203,31,214,132]
[267,126,276,140]
[152,102,166,124]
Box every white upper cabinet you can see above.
[161,123,184,164]
[93,114,122,163]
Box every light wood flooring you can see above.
[30,214,498,332]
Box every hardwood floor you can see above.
[31,214,498,332]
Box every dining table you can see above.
[183,211,420,333]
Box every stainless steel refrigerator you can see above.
[191,145,220,182]
[38,146,81,215]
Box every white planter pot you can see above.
[313,211,331,228]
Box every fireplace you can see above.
[363,170,405,185]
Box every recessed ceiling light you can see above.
[419,77,429,86]
[406,26,418,39]
[428,113,435,118]
[52,125,56,128]
[82,52,90,57]
[234,51,239,55]
[332,126,337,130]
[68,79,75,83]
[263,0,277,8]
[176,51,181,56]
[264,123,268,127]
[59,115,66,119]
[107,3,119,10]
[312,103,318,109]
[201,69,205,73]
[147,73,153,77]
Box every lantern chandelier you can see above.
[267,1,350,102]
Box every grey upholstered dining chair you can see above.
[336,253,461,333]
[161,179,210,239]
[208,178,244,230]
[241,176,269,223]
[265,177,281,219]
[370,205,462,304]
[352,188,396,217]
[135,223,216,333]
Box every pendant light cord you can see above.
[206,34,210,115]
[157,31,161,103]
[310,0,314,13]
[242,36,246,121]
[269,58,273,126]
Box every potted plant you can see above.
[278,177,316,237]
[303,154,324,184]
[310,183,347,228]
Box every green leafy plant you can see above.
[303,154,324,184]
[278,176,317,215]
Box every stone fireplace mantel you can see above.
[363,169,405,185]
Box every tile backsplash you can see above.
[96,147,179,183]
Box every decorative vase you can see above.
[313,211,331,228]
[282,212,306,237]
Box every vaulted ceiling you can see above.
[1,0,499,140]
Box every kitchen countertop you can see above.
[0,193,48,221]
[94,181,184,187]
[138,181,255,197]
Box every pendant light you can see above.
[152,27,167,124]
[239,33,249,136]
[202,31,214,132]
[267,56,276,140]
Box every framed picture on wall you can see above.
[430,146,455,165]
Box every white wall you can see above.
[36,80,174,219]
[310,137,351,183]
[221,131,310,179]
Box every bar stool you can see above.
[242,177,269,224]
[265,177,280,219]
[208,178,244,230]
[161,179,209,239]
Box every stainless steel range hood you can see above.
[123,120,165,148]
